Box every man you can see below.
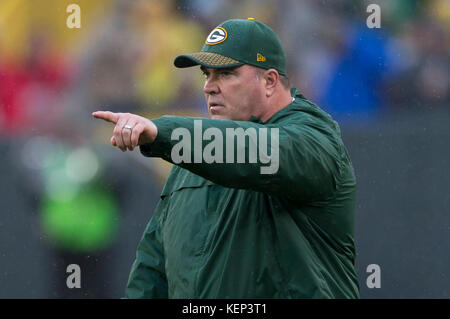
[93,18,360,298]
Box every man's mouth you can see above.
[209,103,224,113]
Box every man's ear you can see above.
[263,69,279,97]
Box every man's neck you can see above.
[260,88,293,123]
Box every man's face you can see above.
[201,65,266,121]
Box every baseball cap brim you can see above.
[174,52,244,69]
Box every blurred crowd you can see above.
[0,0,448,297]
[0,0,448,137]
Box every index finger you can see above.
[92,111,119,124]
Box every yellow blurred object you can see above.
[430,0,450,31]
[132,1,205,110]
[0,0,112,61]
[0,0,28,61]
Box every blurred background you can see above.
[0,0,448,298]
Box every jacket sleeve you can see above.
[124,199,168,298]
[140,116,341,202]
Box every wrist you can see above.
[141,120,158,145]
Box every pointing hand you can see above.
[92,111,158,152]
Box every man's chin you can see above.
[210,114,231,120]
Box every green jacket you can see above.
[125,88,360,298]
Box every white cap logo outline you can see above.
[205,27,228,45]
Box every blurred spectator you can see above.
[321,24,394,124]
[386,17,449,109]
[128,0,206,112]
[0,32,70,136]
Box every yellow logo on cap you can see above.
[205,27,228,45]
[257,53,266,62]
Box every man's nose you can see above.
[203,77,219,95]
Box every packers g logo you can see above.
[205,27,228,45]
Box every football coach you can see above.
[93,18,360,298]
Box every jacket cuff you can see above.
[139,116,175,160]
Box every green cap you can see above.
[174,18,287,76]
